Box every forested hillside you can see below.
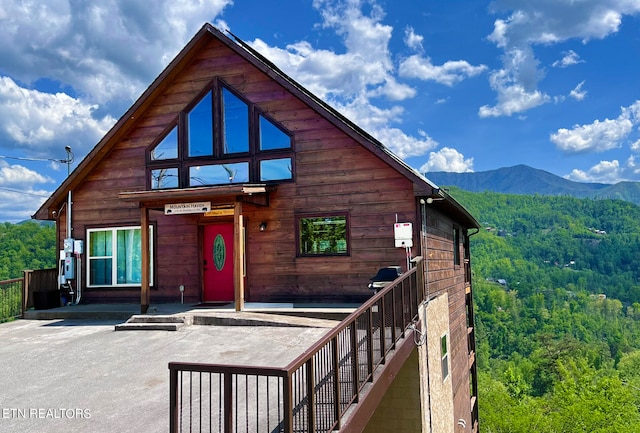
[0,221,56,280]
[447,187,640,432]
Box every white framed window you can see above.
[87,226,153,287]
[441,334,450,380]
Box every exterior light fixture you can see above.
[259,222,267,232]
[63,145,74,176]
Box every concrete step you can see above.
[114,322,184,331]
[127,315,188,324]
[115,314,191,331]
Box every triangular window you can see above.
[150,127,178,160]
[260,115,291,150]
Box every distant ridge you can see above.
[426,165,640,206]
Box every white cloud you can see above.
[0,76,115,156]
[0,161,52,222]
[404,26,424,52]
[368,77,417,101]
[627,155,640,175]
[569,81,587,101]
[550,100,640,153]
[0,0,232,105]
[374,128,439,160]
[552,50,584,68]
[631,139,640,153]
[419,147,474,173]
[484,1,640,117]
[489,1,639,46]
[0,160,53,186]
[564,160,624,183]
[398,56,487,86]
[0,188,50,222]
[312,0,393,73]
[249,0,441,160]
[479,60,550,117]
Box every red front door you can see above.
[203,223,234,302]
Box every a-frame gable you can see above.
[34,23,478,229]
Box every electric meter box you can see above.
[73,240,84,255]
[394,222,413,247]
[63,238,75,253]
[64,256,75,279]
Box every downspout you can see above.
[66,191,74,305]
[69,191,82,306]
[67,191,72,252]
[419,197,433,433]
[65,191,82,306]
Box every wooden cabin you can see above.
[33,23,479,311]
[33,23,481,431]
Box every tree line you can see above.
[0,221,56,281]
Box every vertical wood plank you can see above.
[234,201,244,311]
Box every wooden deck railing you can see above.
[169,257,425,433]
[0,268,59,322]
[0,277,23,323]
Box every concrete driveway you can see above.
[0,316,334,433]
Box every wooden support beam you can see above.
[234,201,245,311]
[141,206,150,314]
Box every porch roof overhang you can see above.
[118,183,273,208]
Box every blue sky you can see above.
[0,0,639,222]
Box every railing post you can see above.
[283,373,293,433]
[169,365,179,433]
[390,287,397,346]
[332,336,341,429]
[22,270,32,318]
[410,273,417,319]
[379,298,386,363]
[350,321,359,401]
[306,358,316,433]
[366,308,374,381]
[400,280,406,338]
[224,372,233,433]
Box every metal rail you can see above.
[0,278,22,322]
[169,257,425,433]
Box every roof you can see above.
[33,23,479,229]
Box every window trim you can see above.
[453,226,461,266]
[296,212,350,257]
[441,333,450,381]
[86,225,154,288]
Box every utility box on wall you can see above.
[394,222,413,247]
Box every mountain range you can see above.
[426,164,640,206]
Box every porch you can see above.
[168,257,428,433]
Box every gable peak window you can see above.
[146,81,293,190]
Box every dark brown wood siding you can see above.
[60,36,417,303]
